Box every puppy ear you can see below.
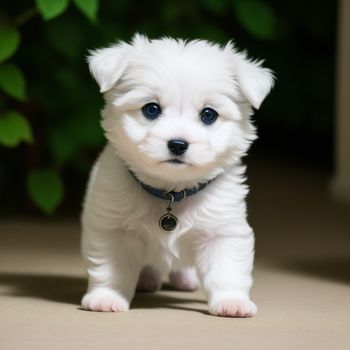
[87,41,130,93]
[226,42,275,109]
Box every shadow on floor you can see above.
[0,273,87,305]
[277,257,350,285]
[0,273,207,314]
[132,289,207,314]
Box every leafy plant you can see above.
[0,0,336,215]
[0,0,99,213]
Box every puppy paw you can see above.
[81,289,129,312]
[169,269,199,291]
[209,298,257,318]
[136,266,162,292]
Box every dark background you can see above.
[0,0,337,215]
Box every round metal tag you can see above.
[159,213,178,232]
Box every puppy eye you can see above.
[142,103,161,120]
[200,107,218,125]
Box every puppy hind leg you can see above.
[136,266,162,292]
[169,267,199,291]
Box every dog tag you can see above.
[159,213,178,232]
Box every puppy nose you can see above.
[168,139,189,155]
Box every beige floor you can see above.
[1,158,349,350]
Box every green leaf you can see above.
[36,0,69,20]
[27,169,64,214]
[0,27,20,63]
[73,0,98,21]
[0,64,27,101]
[233,0,277,40]
[0,111,33,147]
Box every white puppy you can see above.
[81,34,274,317]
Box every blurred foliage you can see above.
[0,111,32,147]
[26,168,63,214]
[0,0,336,215]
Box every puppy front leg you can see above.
[81,228,145,312]
[195,231,257,317]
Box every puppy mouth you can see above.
[163,159,188,165]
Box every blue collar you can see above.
[130,171,212,202]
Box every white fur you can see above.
[82,34,274,317]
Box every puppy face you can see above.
[88,35,274,184]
